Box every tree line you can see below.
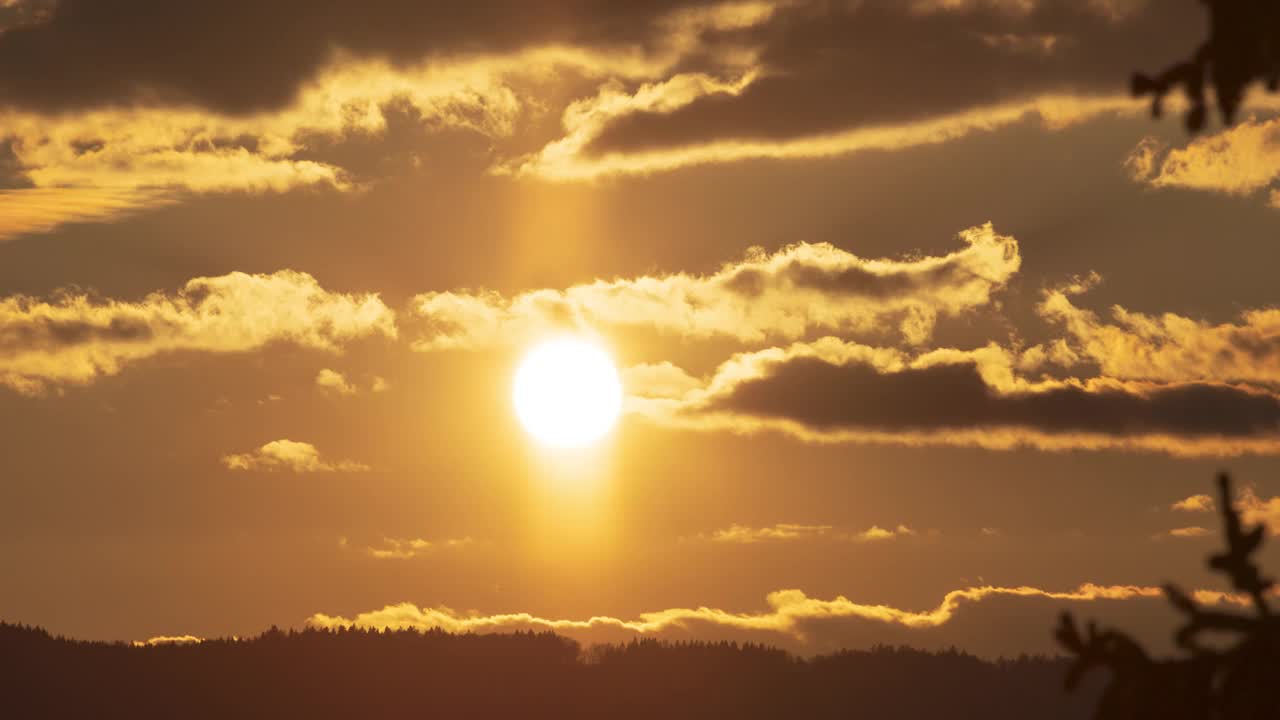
[0,621,1101,719]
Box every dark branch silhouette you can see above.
[1057,473,1280,719]
[1133,0,1280,131]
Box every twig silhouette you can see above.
[1133,1,1280,131]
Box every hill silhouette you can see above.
[0,621,1101,719]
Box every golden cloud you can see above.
[306,581,1265,656]
[0,187,174,239]
[316,368,357,396]
[1171,494,1215,512]
[316,369,390,396]
[222,439,369,473]
[1126,117,1280,200]
[130,634,203,648]
[1164,526,1212,539]
[856,524,918,541]
[413,223,1019,350]
[306,584,1164,634]
[0,270,395,394]
[1037,283,1280,387]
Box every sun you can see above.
[513,337,623,448]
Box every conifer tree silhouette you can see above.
[1057,473,1280,719]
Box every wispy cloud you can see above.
[0,188,175,241]
[363,536,474,560]
[509,89,1140,181]
[695,522,919,544]
[702,523,833,543]
[1159,526,1212,539]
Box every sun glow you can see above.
[513,337,623,448]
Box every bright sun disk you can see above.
[513,337,623,448]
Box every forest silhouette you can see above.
[0,621,1102,719]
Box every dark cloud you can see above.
[708,356,1280,439]
[0,314,155,354]
[0,0,54,32]
[584,0,1205,156]
[720,255,978,299]
[0,138,32,188]
[0,0,705,114]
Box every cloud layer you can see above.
[0,1,759,114]
[0,270,395,394]
[413,223,1019,349]
[308,581,1262,658]
[0,59,520,238]
[404,218,1280,458]
[626,338,1280,456]
[362,536,475,560]
[0,1,1223,235]
[0,1,771,236]
[698,523,917,543]
[507,0,1210,179]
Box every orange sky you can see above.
[1,0,1279,658]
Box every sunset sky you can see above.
[2,0,1280,658]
